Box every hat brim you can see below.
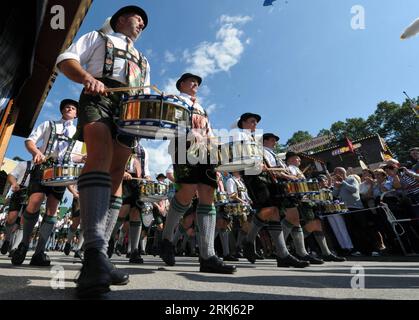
[60,99,79,111]
[176,74,202,91]
[237,113,261,129]
[263,134,279,141]
[110,6,148,32]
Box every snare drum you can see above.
[224,202,252,216]
[41,163,84,187]
[140,202,154,227]
[214,140,262,172]
[281,179,320,196]
[117,94,191,138]
[139,180,168,202]
[214,192,229,206]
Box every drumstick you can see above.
[130,177,145,181]
[104,84,162,95]
[266,168,288,172]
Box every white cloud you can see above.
[219,15,252,25]
[159,68,167,76]
[164,50,176,63]
[145,48,153,57]
[206,103,217,115]
[140,139,172,177]
[183,15,252,79]
[44,101,54,109]
[68,83,83,98]
[162,78,178,94]
[199,85,211,97]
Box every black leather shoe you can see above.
[223,254,239,262]
[160,239,176,266]
[255,251,265,260]
[322,253,346,262]
[242,241,257,264]
[107,262,129,286]
[125,252,131,259]
[1,240,10,255]
[114,243,122,256]
[277,255,310,268]
[76,248,112,299]
[64,242,71,256]
[129,249,144,264]
[234,251,243,259]
[297,254,324,265]
[200,256,237,274]
[74,250,84,261]
[30,252,51,266]
[11,243,28,266]
[107,238,114,259]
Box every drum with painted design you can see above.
[117,94,191,139]
[41,163,84,187]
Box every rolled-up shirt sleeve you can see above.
[26,121,50,149]
[56,31,100,69]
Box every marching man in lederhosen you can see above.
[11,99,82,267]
[57,5,151,298]
[0,159,32,256]
[108,141,152,264]
[234,114,309,268]
[160,73,236,274]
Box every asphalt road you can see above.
[1,251,419,300]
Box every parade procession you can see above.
[0,1,418,302]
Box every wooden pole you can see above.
[0,99,19,167]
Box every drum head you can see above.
[118,95,191,139]
[41,177,78,187]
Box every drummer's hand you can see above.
[33,151,46,165]
[11,184,20,192]
[156,223,164,231]
[145,176,152,181]
[72,191,79,199]
[123,172,132,180]
[82,75,107,96]
[261,164,268,172]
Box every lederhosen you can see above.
[76,31,148,147]
[286,166,317,224]
[8,161,32,214]
[172,106,218,189]
[122,145,145,209]
[29,121,76,201]
[241,142,285,212]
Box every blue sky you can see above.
[5,0,419,177]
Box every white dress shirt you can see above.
[226,176,252,203]
[9,161,32,188]
[126,145,150,177]
[56,30,150,92]
[263,146,287,168]
[26,119,82,161]
[177,93,205,114]
[288,164,305,178]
